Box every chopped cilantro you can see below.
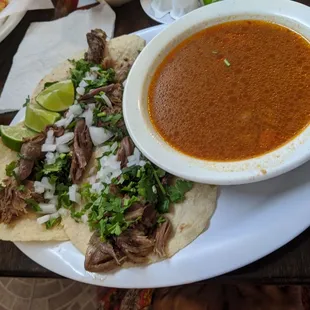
[157,216,166,224]
[25,199,42,212]
[167,180,193,203]
[69,59,94,88]
[17,185,25,192]
[69,59,115,91]
[157,198,170,214]
[45,217,61,229]
[5,161,17,177]
[22,96,30,107]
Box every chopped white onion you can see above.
[90,66,100,72]
[89,126,113,146]
[34,181,45,194]
[56,144,71,153]
[69,184,81,203]
[81,109,93,127]
[97,154,122,184]
[38,203,57,214]
[110,142,118,153]
[79,80,88,88]
[101,93,112,108]
[44,190,55,200]
[139,160,146,167]
[152,185,157,194]
[56,132,74,145]
[91,182,104,194]
[81,214,88,223]
[45,129,55,144]
[87,103,96,111]
[41,144,56,152]
[58,208,69,216]
[49,195,58,206]
[85,71,97,81]
[45,152,58,165]
[64,114,75,128]
[69,104,83,116]
[37,214,50,225]
[55,118,67,127]
[76,86,85,96]
[50,211,60,219]
[41,177,55,191]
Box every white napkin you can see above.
[0,0,54,19]
[0,3,116,113]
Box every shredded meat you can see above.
[70,119,93,184]
[115,229,154,263]
[45,125,65,137]
[116,136,134,168]
[78,84,115,102]
[84,29,108,64]
[19,132,46,181]
[85,232,126,272]
[141,204,157,229]
[0,178,31,224]
[154,219,172,258]
[78,83,123,107]
[115,61,132,83]
[124,203,145,221]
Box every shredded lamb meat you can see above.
[85,232,126,272]
[116,136,134,168]
[84,29,108,64]
[19,132,46,181]
[84,204,170,272]
[0,178,31,224]
[70,119,93,184]
[154,219,172,258]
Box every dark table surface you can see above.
[1,0,310,283]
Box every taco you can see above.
[0,29,217,272]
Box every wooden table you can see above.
[0,0,310,283]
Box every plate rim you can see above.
[11,21,310,288]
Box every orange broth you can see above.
[148,20,310,161]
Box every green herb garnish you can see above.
[22,96,30,107]
[25,199,42,212]
[224,58,231,67]
[45,217,61,229]
[5,161,17,177]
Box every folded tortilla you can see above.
[0,139,68,241]
[0,33,218,266]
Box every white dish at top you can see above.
[124,0,310,185]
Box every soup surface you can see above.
[148,20,310,161]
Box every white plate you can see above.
[140,0,175,24]
[0,12,25,43]
[12,24,310,288]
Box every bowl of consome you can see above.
[123,0,310,185]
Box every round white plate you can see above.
[12,24,310,288]
[140,0,175,24]
[0,12,26,43]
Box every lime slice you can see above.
[25,104,60,133]
[1,123,37,152]
[36,80,75,112]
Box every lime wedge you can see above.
[1,123,37,152]
[25,104,60,133]
[36,80,75,112]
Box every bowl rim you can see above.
[123,0,310,185]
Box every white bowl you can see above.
[123,0,310,185]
